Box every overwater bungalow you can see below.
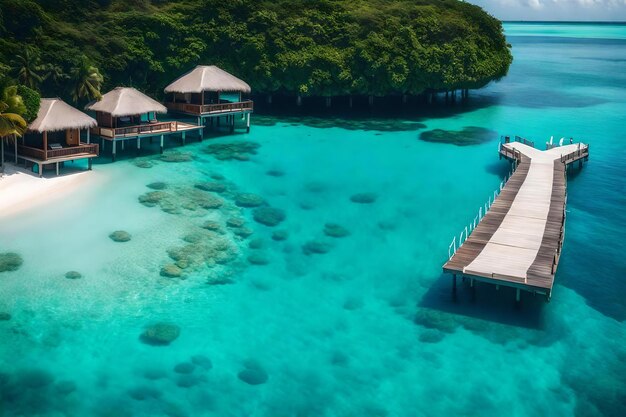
[164,65,253,132]
[86,87,202,161]
[14,98,99,177]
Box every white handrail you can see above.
[459,226,468,245]
[448,236,457,259]
[447,164,516,259]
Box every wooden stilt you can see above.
[86,129,90,144]
[137,137,141,155]
[43,131,48,161]
[56,162,59,176]
[515,288,521,307]
[112,141,117,162]
[38,163,43,178]
[182,131,186,146]
[160,135,164,154]
[246,113,250,133]
[121,140,125,151]
[297,95,302,106]
[88,158,92,171]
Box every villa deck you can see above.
[90,121,204,161]
[165,100,253,117]
[90,121,202,140]
[443,138,589,302]
[17,143,99,177]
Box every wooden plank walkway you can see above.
[443,140,589,300]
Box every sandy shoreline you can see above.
[0,164,98,220]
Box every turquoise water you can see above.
[1,23,626,417]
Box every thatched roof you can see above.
[164,65,251,94]
[28,98,97,133]
[85,87,167,117]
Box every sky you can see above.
[468,0,626,21]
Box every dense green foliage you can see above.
[0,0,511,101]
[15,85,40,122]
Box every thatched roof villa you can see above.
[86,87,167,134]
[13,98,99,177]
[164,65,253,132]
[86,87,202,161]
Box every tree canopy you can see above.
[0,0,512,101]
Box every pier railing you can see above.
[499,142,522,162]
[92,122,179,138]
[499,135,535,149]
[447,162,518,260]
[18,143,99,161]
[514,135,534,148]
[17,145,45,161]
[560,144,589,164]
[165,100,254,116]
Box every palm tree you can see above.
[70,57,103,103]
[0,87,28,168]
[0,104,27,137]
[43,63,68,86]
[0,63,10,79]
[11,48,44,89]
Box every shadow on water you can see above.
[484,159,514,177]
[564,162,586,182]
[251,93,503,130]
[90,127,248,166]
[419,272,547,331]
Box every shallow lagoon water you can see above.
[1,23,626,417]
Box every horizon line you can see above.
[502,20,626,24]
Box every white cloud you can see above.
[472,0,626,20]
[526,0,544,9]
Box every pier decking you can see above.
[91,121,203,161]
[443,139,589,301]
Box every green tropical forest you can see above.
[0,0,512,129]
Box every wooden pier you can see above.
[443,137,589,302]
[91,121,203,161]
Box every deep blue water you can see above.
[1,23,625,417]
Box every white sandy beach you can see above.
[0,164,98,219]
